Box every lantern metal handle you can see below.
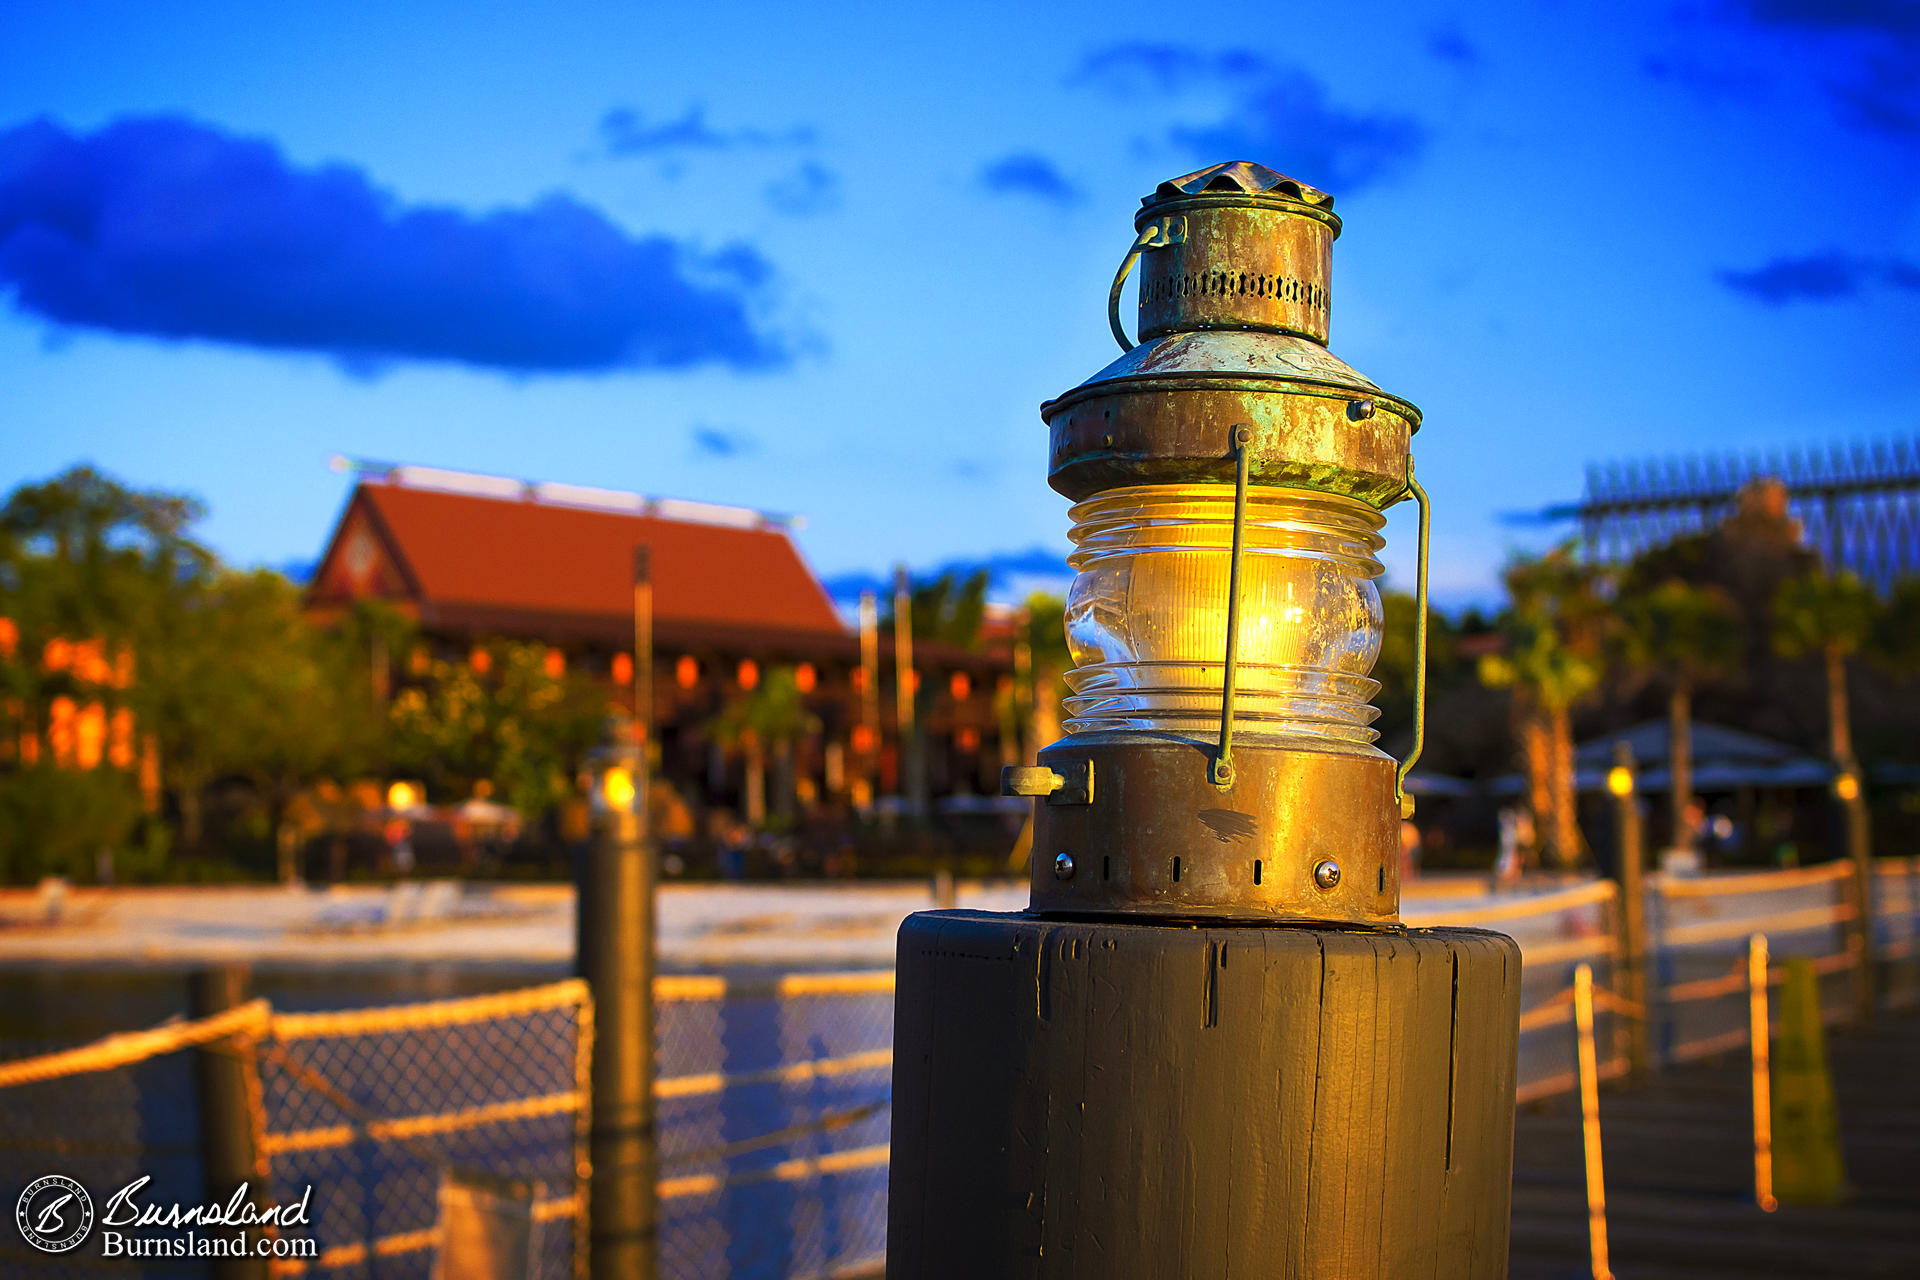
[1107,216,1187,352]
[1395,454,1431,818]
[1211,424,1253,788]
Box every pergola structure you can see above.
[1549,437,1920,589]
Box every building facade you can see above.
[306,469,1016,824]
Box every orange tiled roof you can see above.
[310,482,847,642]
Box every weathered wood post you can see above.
[886,162,1522,1279]
[189,965,268,1280]
[1607,742,1651,1079]
[577,549,658,1280]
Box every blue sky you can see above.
[2,0,1916,608]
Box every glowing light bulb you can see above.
[1061,484,1386,752]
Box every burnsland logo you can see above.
[16,1175,94,1254]
[15,1175,318,1260]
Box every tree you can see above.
[886,570,991,650]
[706,666,819,826]
[1773,570,1878,767]
[1617,579,1743,848]
[1022,593,1069,756]
[1478,545,1609,869]
[1374,587,1462,758]
[1871,576,1920,680]
[133,568,382,853]
[388,641,606,821]
[0,467,217,875]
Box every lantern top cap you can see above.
[1136,163,1336,214]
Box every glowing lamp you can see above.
[387,780,420,811]
[600,766,637,813]
[1005,161,1431,924]
[1606,765,1634,798]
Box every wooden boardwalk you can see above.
[1509,1010,1920,1278]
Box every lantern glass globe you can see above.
[1061,483,1387,751]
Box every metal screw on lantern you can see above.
[1053,852,1075,881]
[1313,859,1342,890]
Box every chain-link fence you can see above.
[0,971,893,1280]
[258,982,590,1279]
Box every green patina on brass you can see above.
[1043,160,1423,509]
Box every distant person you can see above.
[1493,806,1531,889]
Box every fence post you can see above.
[579,747,657,1280]
[1573,964,1613,1280]
[1747,934,1777,1213]
[189,965,268,1280]
[1607,743,1651,1080]
[1838,772,1875,1023]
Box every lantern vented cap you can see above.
[1146,161,1333,211]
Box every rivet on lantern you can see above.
[1313,859,1342,890]
[1053,852,1076,881]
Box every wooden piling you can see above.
[189,965,268,1280]
[888,914,1520,1279]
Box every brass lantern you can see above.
[890,162,1519,1280]
[1007,160,1430,924]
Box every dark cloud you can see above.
[691,424,754,458]
[763,161,841,217]
[1741,1,1920,35]
[978,153,1081,206]
[0,115,793,375]
[598,105,814,157]
[1069,44,1427,193]
[1718,250,1920,302]
[1729,0,1920,138]
[1426,26,1481,67]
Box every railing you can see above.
[2,861,1916,1279]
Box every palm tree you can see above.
[1773,570,1878,767]
[1478,546,1609,869]
[1871,575,1920,680]
[708,667,818,826]
[1618,579,1743,850]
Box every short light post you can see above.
[1834,766,1875,1021]
[578,742,657,1280]
[1607,743,1651,1080]
[887,163,1522,1278]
